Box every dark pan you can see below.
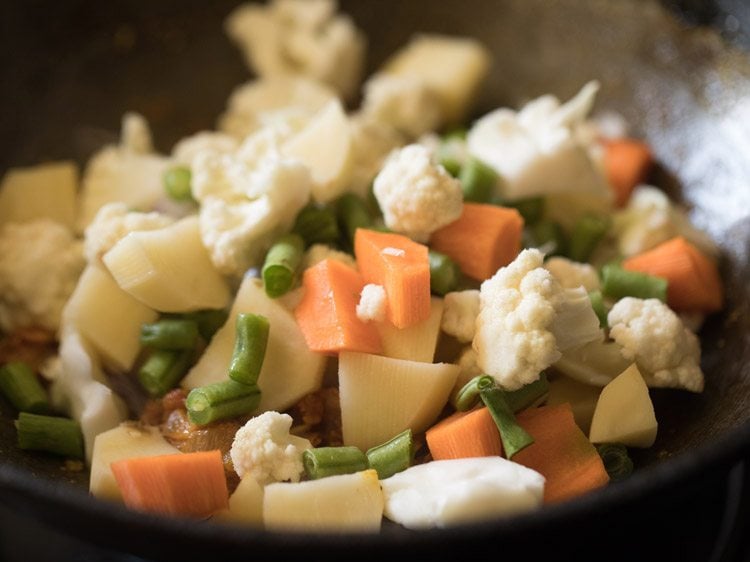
[0,0,749,560]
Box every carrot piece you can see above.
[110,450,229,518]
[354,229,431,329]
[622,236,723,313]
[426,407,503,460]
[603,138,654,207]
[295,258,382,354]
[513,403,609,504]
[429,203,524,281]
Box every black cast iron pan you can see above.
[0,0,749,560]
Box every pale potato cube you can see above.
[546,375,601,435]
[377,297,444,363]
[213,476,264,527]
[589,363,658,448]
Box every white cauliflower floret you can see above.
[474,248,602,391]
[373,144,463,242]
[613,185,719,258]
[225,0,366,100]
[441,290,480,343]
[199,156,311,276]
[230,411,313,485]
[544,256,600,291]
[361,74,442,139]
[607,297,705,392]
[83,202,175,264]
[0,219,84,332]
[356,284,387,322]
[78,113,169,229]
[302,243,356,270]
[171,131,238,166]
[466,81,610,202]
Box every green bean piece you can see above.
[567,213,610,262]
[459,157,498,203]
[292,203,340,246]
[0,362,50,414]
[228,313,270,386]
[451,374,496,412]
[138,349,193,398]
[366,429,414,479]
[186,380,261,426]
[428,249,462,296]
[184,308,230,341]
[588,290,609,328]
[16,412,84,459]
[303,446,369,480]
[336,193,373,248]
[261,233,305,298]
[600,264,668,302]
[503,373,550,413]
[436,138,466,178]
[480,386,535,459]
[529,220,567,257]
[140,319,199,350]
[596,443,634,482]
[502,197,545,225]
[163,166,193,202]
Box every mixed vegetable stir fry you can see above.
[0,0,725,532]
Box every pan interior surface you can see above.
[0,0,749,554]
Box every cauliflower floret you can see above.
[302,243,356,270]
[466,81,610,203]
[83,202,175,264]
[348,114,405,198]
[78,113,170,229]
[171,131,239,166]
[607,297,704,392]
[356,284,387,323]
[225,0,366,100]
[474,248,602,391]
[360,74,442,139]
[544,256,600,291]
[230,411,313,485]
[613,185,719,258]
[441,290,480,343]
[199,156,311,276]
[0,219,84,332]
[373,144,463,242]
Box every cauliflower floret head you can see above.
[441,290,480,343]
[544,256,600,291]
[607,297,705,392]
[83,202,174,264]
[0,219,84,332]
[230,411,313,485]
[356,284,387,323]
[474,248,602,391]
[373,143,463,242]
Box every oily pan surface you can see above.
[0,0,749,548]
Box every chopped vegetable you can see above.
[603,138,654,207]
[261,233,305,298]
[479,385,534,459]
[365,428,414,479]
[428,249,461,296]
[588,290,609,327]
[528,219,567,256]
[186,380,261,426]
[596,443,635,482]
[601,263,668,302]
[567,213,610,262]
[501,196,545,225]
[110,450,228,518]
[228,313,270,386]
[0,361,50,414]
[303,446,369,480]
[426,407,502,460]
[138,348,193,398]
[451,374,495,412]
[430,202,524,281]
[181,308,229,341]
[140,318,199,350]
[292,202,340,246]
[16,412,84,459]
[336,192,373,248]
[458,156,497,203]
[162,165,193,202]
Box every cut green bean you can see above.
[336,193,372,248]
[228,313,270,386]
[502,197,545,225]
[459,157,497,203]
[261,233,305,298]
[600,264,668,302]
[504,373,550,413]
[183,308,229,341]
[138,349,193,398]
[428,249,461,296]
[567,213,610,262]
[529,220,567,256]
[186,380,261,425]
[480,386,535,459]
[596,443,634,482]
[0,362,49,414]
[140,319,199,350]
[16,412,84,459]
[292,202,340,246]
[452,374,496,412]
[366,429,414,479]
[436,136,467,178]
[303,446,369,480]
[163,166,193,202]
[588,290,609,327]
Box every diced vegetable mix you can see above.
[0,0,727,533]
